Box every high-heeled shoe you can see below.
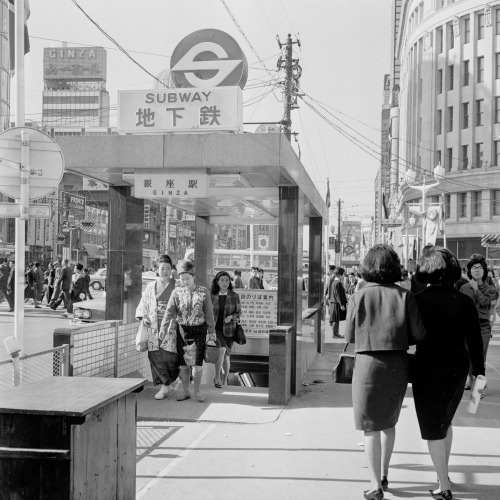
[363,488,383,500]
[381,476,389,491]
[429,489,452,500]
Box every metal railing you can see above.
[0,344,69,392]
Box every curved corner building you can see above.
[395,0,500,266]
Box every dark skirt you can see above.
[176,323,208,367]
[216,329,234,354]
[352,351,409,432]
[148,349,179,386]
[329,302,346,324]
[412,350,469,440]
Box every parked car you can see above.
[89,268,107,290]
[72,272,158,322]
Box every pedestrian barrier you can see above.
[0,344,69,392]
[53,320,151,380]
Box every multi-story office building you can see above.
[391,0,500,266]
[42,46,109,128]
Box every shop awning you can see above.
[83,243,106,258]
[481,234,500,248]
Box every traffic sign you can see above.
[0,127,64,200]
[0,203,51,218]
[170,29,248,89]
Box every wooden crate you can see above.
[0,377,145,499]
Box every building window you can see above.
[496,54,500,79]
[463,60,470,86]
[475,143,483,168]
[437,69,443,94]
[463,102,469,128]
[464,16,471,43]
[496,9,500,35]
[448,106,454,131]
[436,150,442,166]
[437,27,443,53]
[446,147,453,172]
[459,193,468,218]
[477,57,484,82]
[473,191,482,217]
[476,99,484,126]
[493,190,500,215]
[437,110,442,134]
[448,23,455,49]
[444,194,450,219]
[462,145,469,169]
[495,141,500,166]
[448,65,454,90]
[477,13,485,39]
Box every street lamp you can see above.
[403,163,444,252]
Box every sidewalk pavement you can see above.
[135,324,500,500]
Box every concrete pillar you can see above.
[106,186,143,323]
[309,216,324,352]
[194,216,215,288]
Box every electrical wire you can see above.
[69,0,166,88]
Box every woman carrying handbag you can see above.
[211,271,242,387]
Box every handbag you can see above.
[204,339,221,364]
[233,323,246,345]
[135,321,149,352]
[332,343,355,384]
[179,326,197,366]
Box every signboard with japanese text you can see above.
[118,87,242,134]
[238,290,277,337]
[144,205,150,228]
[134,170,208,199]
[59,192,86,246]
[341,220,362,266]
[43,47,107,81]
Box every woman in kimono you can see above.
[136,254,179,400]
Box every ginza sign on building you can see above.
[118,29,246,134]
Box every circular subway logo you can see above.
[170,29,248,89]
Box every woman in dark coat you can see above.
[413,247,484,500]
[211,271,241,387]
[325,267,348,338]
[345,245,426,500]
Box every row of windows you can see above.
[435,97,500,132]
[433,141,498,171]
[43,109,100,117]
[435,9,500,52]
[43,95,100,105]
[443,190,500,218]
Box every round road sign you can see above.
[170,29,248,89]
[0,127,64,201]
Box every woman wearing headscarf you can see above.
[345,244,426,500]
[136,254,179,400]
[413,246,484,500]
[160,259,216,402]
[211,271,242,387]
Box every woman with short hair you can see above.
[345,244,426,500]
[413,247,484,500]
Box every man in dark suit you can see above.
[50,259,73,311]
[5,261,15,312]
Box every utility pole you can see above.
[336,199,342,266]
[277,34,302,142]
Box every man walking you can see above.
[0,258,9,304]
[5,261,15,312]
[50,259,73,311]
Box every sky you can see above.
[18,0,393,224]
